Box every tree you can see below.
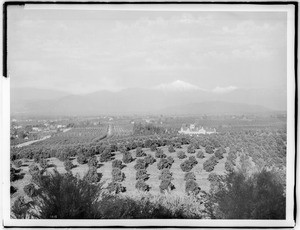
[177,151,187,159]
[112,159,123,169]
[187,144,196,154]
[196,150,205,159]
[168,145,175,153]
[111,168,125,182]
[185,180,201,195]
[83,166,101,184]
[23,183,37,198]
[206,170,286,219]
[135,180,150,191]
[122,151,134,164]
[155,148,166,158]
[136,147,146,157]
[88,156,98,168]
[64,159,74,172]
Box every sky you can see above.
[8,5,287,95]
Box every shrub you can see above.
[188,156,198,166]
[23,183,37,198]
[144,154,156,165]
[107,182,126,194]
[111,168,125,182]
[14,160,23,168]
[56,151,70,162]
[83,166,101,184]
[155,148,166,158]
[64,159,74,172]
[159,180,175,193]
[150,144,157,152]
[20,170,103,218]
[77,153,88,164]
[88,156,98,168]
[158,169,174,181]
[225,161,234,173]
[185,180,201,195]
[136,169,149,181]
[135,180,150,191]
[157,158,172,170]
[187,144,196,154]
[184,172,196,181]
[166,156,174,165]
[11,196,31,219]
[196,150,205,159]
[177,151,187,159]
[168,145,175,153]
[174,142,182,148]
[136,147,146,157]
[180,160,194,172]
[205,145,214,154]
[29,164,40,176]
[192,142,200,149]
[203,156,219,172]
[134,158,147,170]
[112,159,123,169]
[207,170,286,219]
[215,148,224,159]
[122,151,134,164]
[10,185,17,194]
[40,158,48,170]
[10,165,17,182]
[100,149,112,163]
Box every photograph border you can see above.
[1,1,298,228]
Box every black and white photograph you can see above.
[2,2,296,227]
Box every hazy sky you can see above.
[8,6,287,94]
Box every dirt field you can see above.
[11,145,228,204]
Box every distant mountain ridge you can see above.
[10,87,286,116]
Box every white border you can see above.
[2,2,296,228]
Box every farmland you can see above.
[10,114,287,219]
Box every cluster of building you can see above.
[178,124,216,135]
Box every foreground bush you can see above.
[107,181,126,194]
[23,183,37,198]
[196,151,205,159]
[83,166,101,184]
[206,169,286,219]
[64,159,74,172]
[12,170,103,219]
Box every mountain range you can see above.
[11,86,286,116]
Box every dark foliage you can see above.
[77,153,88,165]
[10,185,17,194]
[155,148,166,158]
[206,170,286,219]
[144,154,156,165]
[88,156,98,168]
[168,145,175,153]
[122,151,134,164]
[203,156,219,172]
[185,180,201,195]
[111,168,125,182]
[196,150,205,159]
[23,183,37,198]
[158,169,174,181]
[136,169,149,181]
[205,145,214,154]
[136,147,146,157]
[134,158,147,170]
[135,180,150,191]
[157,158,172,170]
[159,180,175,193]
[107,181,126,194]
[83,166,101,184]
[64,159,74,172]
[177,151,187,159]
[112,159,123,169]
[100,148,112,162]
[184,172,196,181]
[187,144,196,154]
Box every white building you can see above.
[179,124,216,135]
